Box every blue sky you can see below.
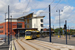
[33,0,75,29]
[0,0,75,29]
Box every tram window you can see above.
[25,31,31,35]
[26,34,31,36]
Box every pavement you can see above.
[0,36,12,50]
[37,35,75,46]
[0,41,9,50]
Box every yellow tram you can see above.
[36,31,40,38]
[25,30,37,40]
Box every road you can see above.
[37,35,75,46]
[12,38,75,50]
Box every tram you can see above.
[36,31,40,38]
[25,30,37,40]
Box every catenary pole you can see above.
[11,16,12,41]
[53,25,54,30]
[8,5,10,45]
[59,10,61,38]
[49,5,51,42]
[56,10,63,38]
[65,20,67,44]
[68,26,70,39]
[5,13,7,42]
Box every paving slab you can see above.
[0,42,9,50]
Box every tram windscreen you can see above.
[37,32,40,35]
[25,31,31,36]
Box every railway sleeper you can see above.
[22,40,50,50]
[34,40,75,50]
[18,39,36,50]
[14,40,24,50]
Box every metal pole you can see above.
[53,25,54,30]
[49,5,51,42]
[11,16,12,41]
[65,20,67,44]
[68,26,70,39]
[59,10,61,38]
[17,20,18,39]
[8,5,10,45]
[5,13,7,42]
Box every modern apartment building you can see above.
[0,13,45,36]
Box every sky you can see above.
[0,0,75,29]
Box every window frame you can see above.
[41,24,43,27]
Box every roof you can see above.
[5,13,33,20]
[13,28,38,30]
[33,16,45,18]
[5,13,45,21]
[5,18,17,20]
[17,13,33,19]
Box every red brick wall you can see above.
[0,22,25,36]
[43,28,47,31]
[0,22,5,35]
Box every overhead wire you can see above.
[37,0,55,16]
[9,0,30,16]
[24,0,30,12]
[10,0,30,14]
[43,0,55,11]
[0,0,30,15]
[37,0,61,16]
[52,0,61,10]
[23,0,31,15]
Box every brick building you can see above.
[0,13,45,36]
[0,22,25,36]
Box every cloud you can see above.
[41,5,75,28]
[36,10,44,16]
[0,0,75,29]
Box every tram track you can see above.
[16,40,25,50]
[29,40,75,50]
[27,40,75,50]
[14,38,74,50]
[27,40,63,50]
[15,39,40,50]
[21,39,39,50]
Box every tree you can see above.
[70,29,75,35]
[54,27,63,35]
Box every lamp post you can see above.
[5,12,7,42]
[56,10,63,38]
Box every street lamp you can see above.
[5,12,7,42]
[56,10,63,38]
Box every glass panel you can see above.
[41,19,43,22]
[17,23,22,28]
[41,24,43,27]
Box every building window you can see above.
[40,19,43,22]
[0,30,3,33]
[41,29,43,31]
[17,23,22,28]
[41,24,43,27]
[18,20,24,22]
[27,24,29,28]
[27,19,29,23]
[0,26,3,28]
